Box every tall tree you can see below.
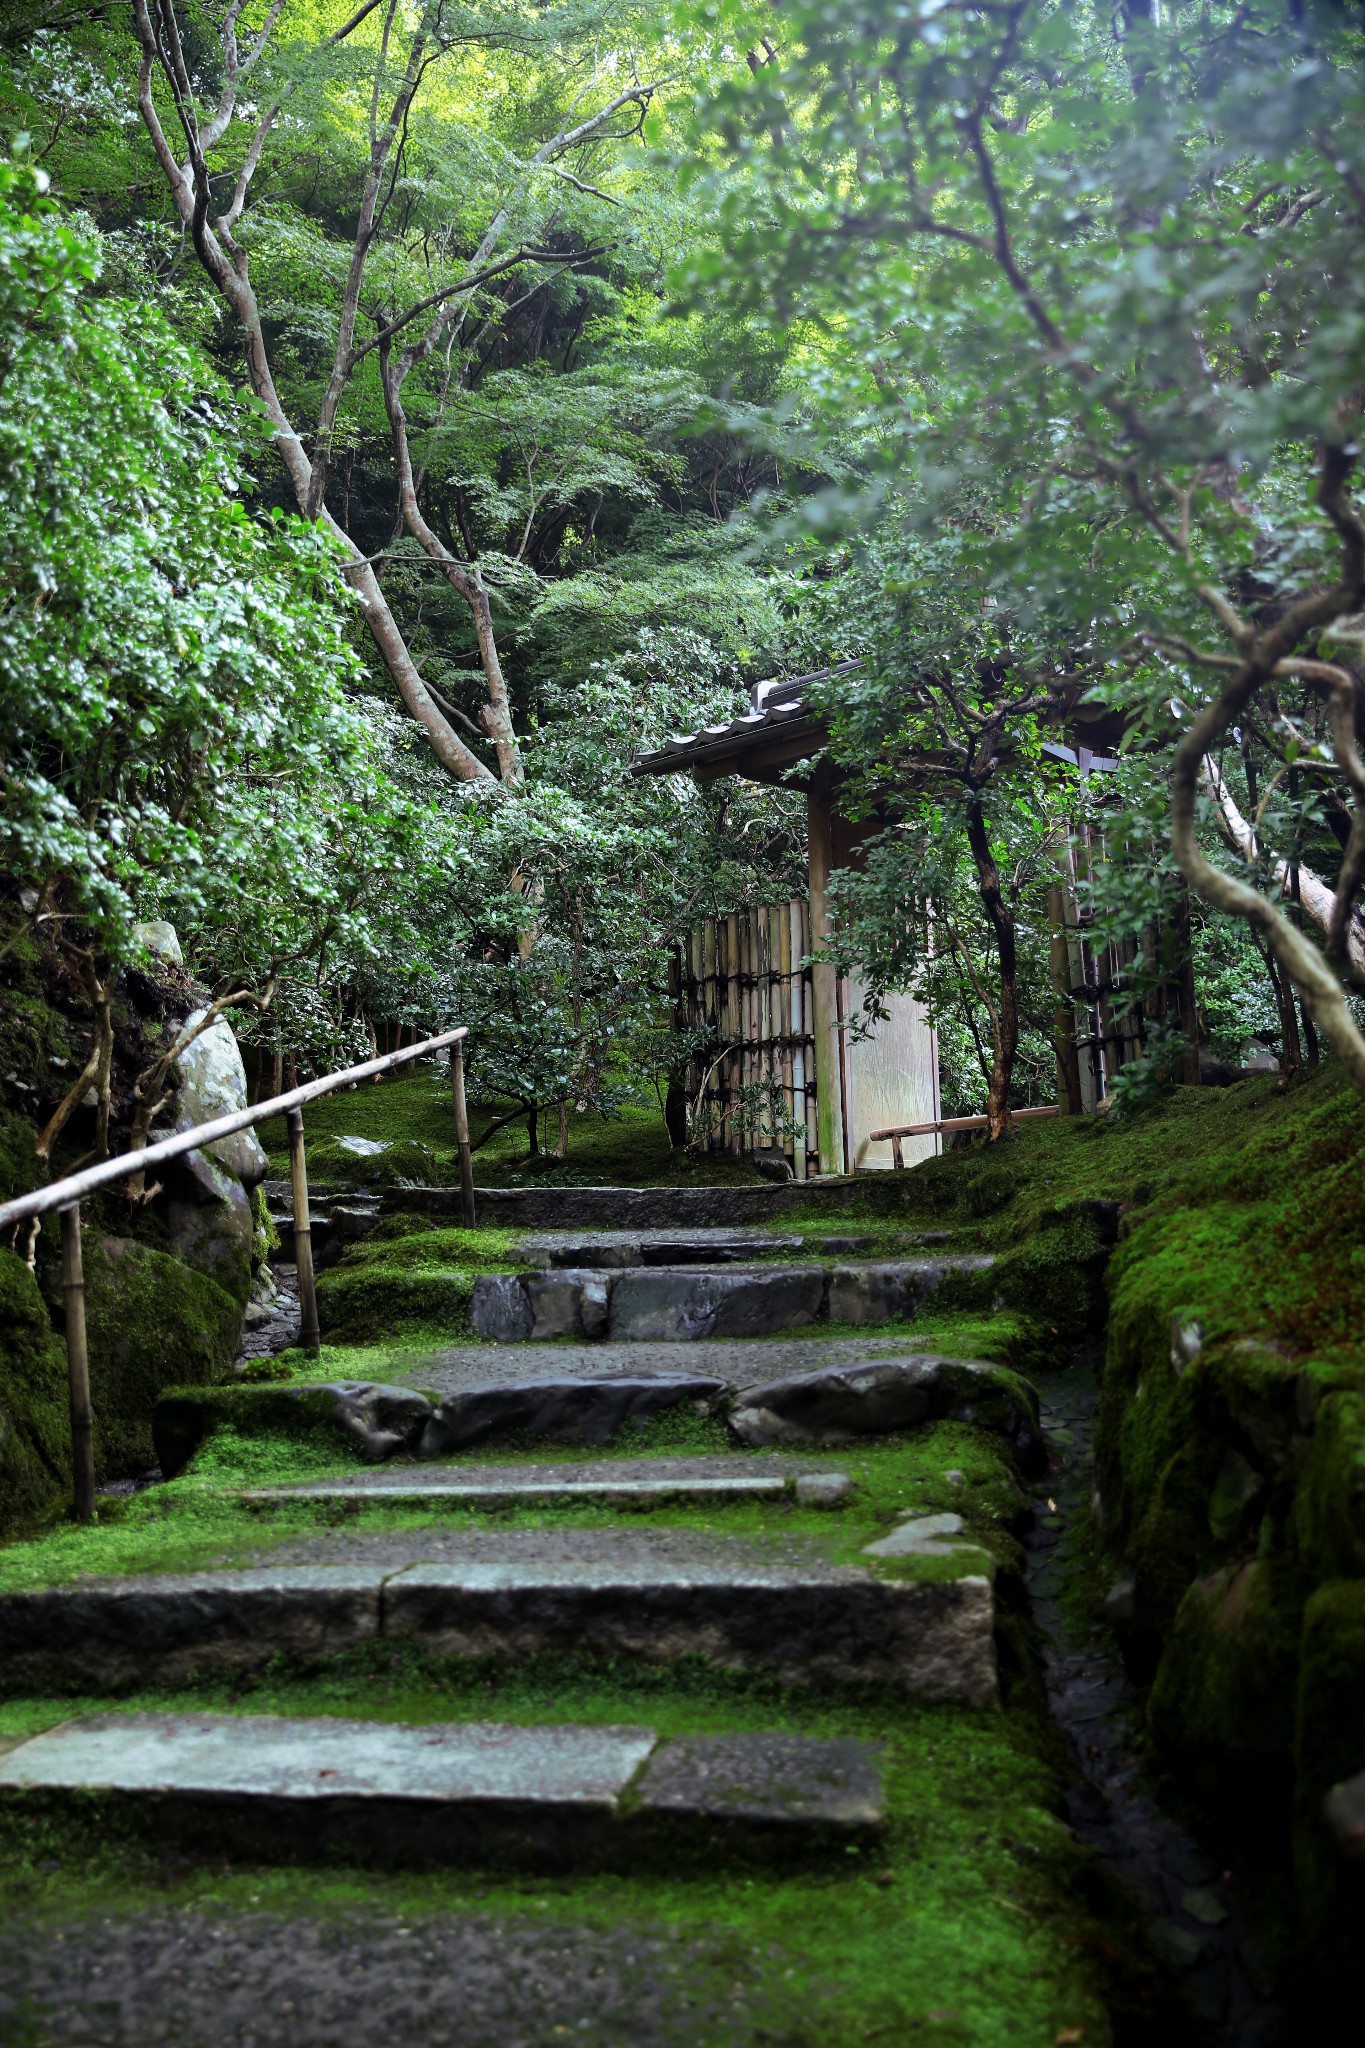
[683,0,1365,1088]
[130,0,666,787]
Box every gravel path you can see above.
[0,1907,816,2048]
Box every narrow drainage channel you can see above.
[1029,1370,1292,2048]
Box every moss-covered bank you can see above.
[899,1063,1365,1983]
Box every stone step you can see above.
[238,1454,853,1511]
[161,1343,1033,1466]
[0,1711,884,1868]
[0,1529,996,1701]
[472,1255,996,1343]
[510,1228,821,1268]
[397,1183,890,1229]
[409,1333,939,1395]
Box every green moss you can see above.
[1295,1391,1365,1581]
[314,1223,525,1341]
[250,1182,279,1267]
[257,1071,790,1189]
[1147,1555,1304,1773]
[0,1247,71,1530]
[81,1234,240,1474]
[1292,1580,1365,1966]
[0,1650,1123,2048]
[992,1207,1111,1363]
[316,1263,476,1342]
[0,1410,1032,1596]
[0,1105,43,1207]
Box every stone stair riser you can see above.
[471,1257,997,1344]
[0,1573,996,1704]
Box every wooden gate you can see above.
[675,900,817,1178]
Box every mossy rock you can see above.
[315,1261,476,1343]
[964,1163,1019,1218]
[312,1221,516,1343]
[0,985,71,1101]
[0,1105,43,1208]
[1295,1391,1365,1581]
[1147,1554,1304,1776]
[153,1378,432,1475]
[82,1234,242,1474]
[0,1246,72,1529]
[993,1203,1112,1356]
[301,1136,441,1192]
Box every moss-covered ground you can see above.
[0,1649,1130,2048]
[0,1407,1027,1596]
[9,1063,1365,2032]
[256,1074,770,1189]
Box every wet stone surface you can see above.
[234,1265,301,1363]
[1030,1370,1292,2047]
[0,1909,820,2047]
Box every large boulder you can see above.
[165,1149,256,1307]
[82,1235,243,1474]
[161,1005,268,1308]
[174,1007,268,1188]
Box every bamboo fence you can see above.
[677,899,817,1177]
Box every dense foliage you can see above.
[3,0,1365,1161]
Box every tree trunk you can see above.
[964,796,1019,1141]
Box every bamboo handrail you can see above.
[0,1026,468,1230]
[870,1103,1061,1168]
[0,1023,472,1522]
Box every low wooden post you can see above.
[287,1107,321,1355]
[451,1039,476,1228]
[60,1201,96,1521]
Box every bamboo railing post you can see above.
[451,1039,477,1227]
[60,1202,96,1522]
[287,1107,321,1355]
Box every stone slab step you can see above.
[0,1532,996,1701]
[472,1256,996,1343]
[397,1183,886,1229]
[238,1454,853,1511]
[161,1343,1033,1469]
[508,1228,806,1268]
[0,1712,884,1868]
